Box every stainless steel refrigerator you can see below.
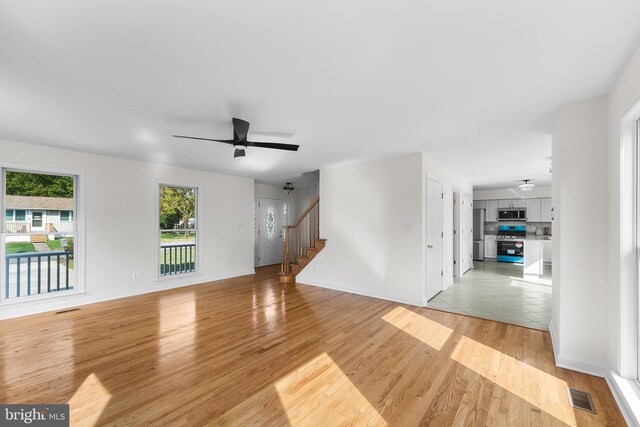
[473,208,485,261]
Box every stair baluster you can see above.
[280,196,325,282]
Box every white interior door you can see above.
[460,194,473,274]
[453,191,460,278]
[426,178,443,301]
[257,197,285,266]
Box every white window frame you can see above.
[0,164,85,305]
[59,210,73,222]
[154,181,202,282]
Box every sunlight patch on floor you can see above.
[509,276,552,289]
[450,336,576,426]
[382,306,453,351]
[213,353,386,426]
[67,373,111,427]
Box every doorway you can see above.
[460,194,472,275]
[425,178,443,301]
[256,197,287,267]
[453,191,460,278]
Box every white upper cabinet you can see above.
[485,200,499,221]
[526,198,542,222]
[498,199,526,208]
[474,200,486,209]
[540,198,553,222]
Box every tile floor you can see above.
[428,260,552,331]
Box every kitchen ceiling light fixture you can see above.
[519,179,535,191]
[283,182,295,194]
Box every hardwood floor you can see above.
[0,266,624,426]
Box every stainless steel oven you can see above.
[496,225,526,263]
[497,240,524,263]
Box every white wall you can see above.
[297,153,471,305]
[551,96,609,375]
[0,139,254,320]
[255,183,287,199]
[423,153,473,290]
[291,187,319,220]
[297,154,425,305]
[473,186,552,200]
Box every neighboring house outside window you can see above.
[2,170,78,302]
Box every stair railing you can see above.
[282,196,319,275]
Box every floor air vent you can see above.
[568,388,596,413]
[55,307,80,314]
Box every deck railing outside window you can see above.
[5,250,74,298]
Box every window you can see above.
[265,207,276,239]
[1,169,77,301]
[60,210,73,222]
[158,184,198,277]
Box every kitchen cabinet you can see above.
[498,199,526,208]
[541,198,553,222]
[473,200,486,209]
[543,240,552,264]
[526,198,541,222]
[484,235,497,259]
[485,200,499,222]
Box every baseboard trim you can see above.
[549,320,607,377]
[549,320,560,363]
[296,279,422,307]
[0,269,256,321]
[605,371,640,427]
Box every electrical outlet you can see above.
[132,271,139,280]
[219,260,224,267]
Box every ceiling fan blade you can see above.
[172,135,235,145]
[246,141,300,151]
[232,118,250,142]
[234,148,246,158]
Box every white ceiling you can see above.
[1,1,639,189]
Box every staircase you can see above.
[280,196,326,283]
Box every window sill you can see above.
[1,289,85,307]
[606,371,640,426]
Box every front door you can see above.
[257,197,286,267]
[31,211,44,232]
[426,178,443,301]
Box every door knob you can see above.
[427,244,433,249]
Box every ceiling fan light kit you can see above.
[519,179,535,191]
[173,117,299,158]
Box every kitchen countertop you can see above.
[484,235,552,240]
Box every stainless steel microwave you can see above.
[498,208,526,221]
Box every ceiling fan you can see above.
[173,118,299,158]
